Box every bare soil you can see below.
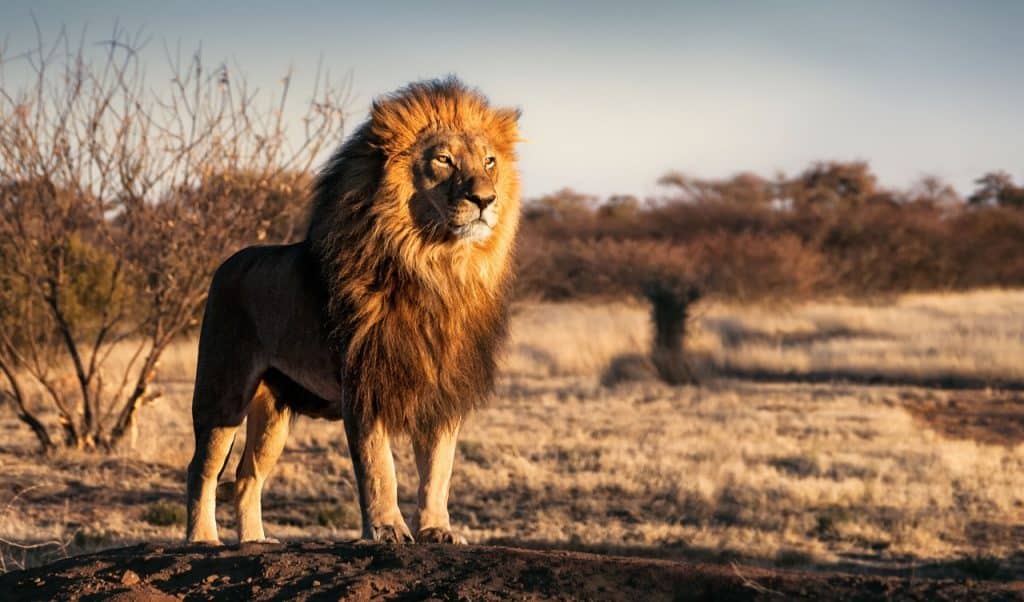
[2,541,1023,601]
[903,390,1024,447]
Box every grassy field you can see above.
[1,289,1023,577]
[503,288,1024,387]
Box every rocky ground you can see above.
[2,541,1023,601]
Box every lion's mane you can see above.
[306,78,521,436]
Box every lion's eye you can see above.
[434,155,453,166]
[484,156,496,170]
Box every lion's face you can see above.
[409,130,506,243]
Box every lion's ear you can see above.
[369,96,418,154]
[369,98,396,140]
[369,99,389,145]
[492,107,523,149]
[498,107,521,125]
[370,97,398,126]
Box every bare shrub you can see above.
[646,282,701,384]
[0,27,346,451]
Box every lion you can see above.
[185,78,521,545]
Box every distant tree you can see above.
[657,171,711,203]
[586,241,705,384]
[905,175,961,208]
[523,188,598,222]
[968,171,1024,209]
[715,172,777,206]
[785,161,881,209]
[597,194,641,221]
[658,171,777,206]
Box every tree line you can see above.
[516,163,1024,302]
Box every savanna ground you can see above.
[1,289,1023,598]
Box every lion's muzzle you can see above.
[459,175,495,208]
[451,176,498,241]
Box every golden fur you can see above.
[308,77,521,436]
[186,78,522,544]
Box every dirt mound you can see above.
[2,541,1022,601]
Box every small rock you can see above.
[120,570,141,586]
[203,574,218,583]
[312,580,321,587]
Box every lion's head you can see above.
[366,79,519,245]
[408,129,504,243]
[309,77,521,283]
[306,78,522,434]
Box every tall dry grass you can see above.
[692,288,1024,386]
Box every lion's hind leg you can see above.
[185,297,265,544]
[235,383,291,543]
[186,423,238,544]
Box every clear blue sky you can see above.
[3,1,1022,198]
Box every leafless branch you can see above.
[0,25,347,451]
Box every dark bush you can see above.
[515,167,1024,302]
[141,501,187,527]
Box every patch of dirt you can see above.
[712,367,1024,394]
[2,541,1022,601]
[904,392,1024,446]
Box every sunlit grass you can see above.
[3,289,1023,573]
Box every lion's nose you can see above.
[467,191,496,210]
[464,177,496,210]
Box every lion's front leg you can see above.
[412,421,467,544]
[343,412,413,543]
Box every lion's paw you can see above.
[369,523,414,543]
[416,527,467,545]
[185,538,223,547]
[239,537,281,545]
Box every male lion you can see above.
[185,78,521,544]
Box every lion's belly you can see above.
[236,242,346,415]
[270,358,343,402]
[264,310,344,410]
[263,360,345,421]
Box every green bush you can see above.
[141,501,187,527]
[316,503,360,529]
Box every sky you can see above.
[2,1,1023,199]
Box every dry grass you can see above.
[2,289,1024,576]
[694,288,1024,386]
[504,289,1024,387]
